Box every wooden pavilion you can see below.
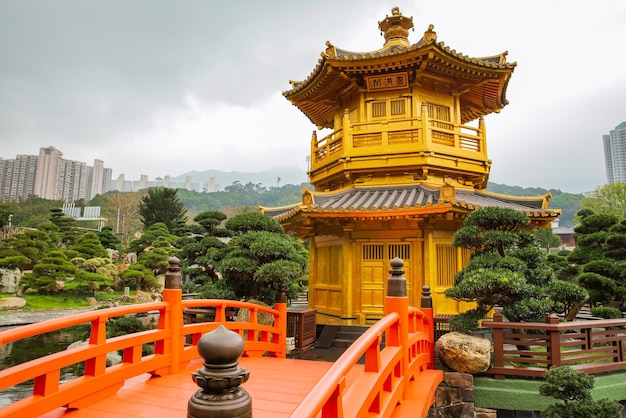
[262,8,560,324]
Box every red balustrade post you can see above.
[546,313,561,369]
[491,312,505,379]
[420,285,435,369]
[384,257,409,397]
[272,283,288,358]
[161,257,183,374]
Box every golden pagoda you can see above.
[262,8,559,324]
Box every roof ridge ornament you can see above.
[378,7,414,48]
[421,24,437,45]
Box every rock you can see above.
[0,268,21,293]
[123,252,137,264]
[86,297,98,306]
[135,290,153,303]
[67,340,121,366]
[155,273,165,289]
[106,248,120,262]
[0,297,26,310]
[435,331,491,374]
[236,299,274,327]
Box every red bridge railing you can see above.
[289,258,443,418]
[0,258,286,418]
[0,257,441,418]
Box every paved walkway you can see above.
[0,308,94,327]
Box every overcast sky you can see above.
[1,1,625,194]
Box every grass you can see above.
[0,289,140,311]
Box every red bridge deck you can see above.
[41,356,439,418]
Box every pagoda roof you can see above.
[284,10,516,128]
[261,184,558,224]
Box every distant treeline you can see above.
[486,182,582,227]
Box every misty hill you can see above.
[172,170,583,227]
[172,167,308,190]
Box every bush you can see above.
[591,306,623,319]
[540,366,622,418]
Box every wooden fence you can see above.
[483,312,626,379]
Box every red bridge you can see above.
[0,258,442,417]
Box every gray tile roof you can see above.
[262,185,558,222]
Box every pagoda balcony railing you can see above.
[310,114,486,173]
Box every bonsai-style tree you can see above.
[566,211,626,307]
[540,366,622,418]
[217,211,307,305]
[179,211,233,298]
[445,207,588,332]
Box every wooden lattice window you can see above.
[425,102,451,129]
[436,244,457,287]
[388,243,410,260]
[362,244,384,260]
[390,99,406,116]
[371,101,386,118]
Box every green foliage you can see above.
[96,225,121,250]
[218,213,307,305]
[49,208,80,245]
[0,255,30,270]
[487,182,583,227]
[566,211,626,307]
[137,187,188,235]
[118,263,158,291]
[126,222,179,254]
[0,204,11,228]
[0,228,53,264]
[67,232,108,259]
[225,210,284,235]
[540,366,622,418]
[535,227,562,249]
[446,207,588,332]
[579,182,626,219]
[590,306,623,319]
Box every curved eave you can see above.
[264,185,558,225]
[284,40,516,127]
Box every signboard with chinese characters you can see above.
[366,72,408,92]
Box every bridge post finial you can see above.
[387,257,406,297]
[421,285,432,308]
[164,257,181,289]
[188,325,252,418]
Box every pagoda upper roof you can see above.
[261,184,558,225]
[284,8,516,128]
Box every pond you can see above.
[0,324,90,407]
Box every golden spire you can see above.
[378,7,414,48]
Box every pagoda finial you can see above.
[378,7,413,48]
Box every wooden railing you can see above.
[309,114,484,172]
[290,259,443,418]
[484,312,626,379]
[0,259,286,418]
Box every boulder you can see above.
[135,290,153,303]
[0,268,21,293]
[435,331,491,374]
[0,297,26,310]
[236,299,274,326]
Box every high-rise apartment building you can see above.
[0,154,38,202]
[33,146,64,200]
[603,121,626,184]
[0,146,112,202]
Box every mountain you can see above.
[172,167,308,190]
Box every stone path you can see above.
[0,308,94,327]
